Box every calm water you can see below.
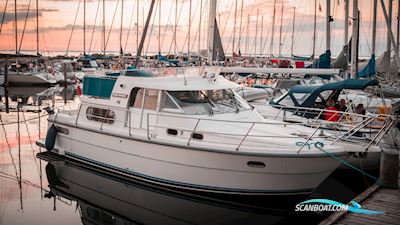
[0,85,378,225]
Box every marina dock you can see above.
[320,166,400,225]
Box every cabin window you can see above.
[133,88,145,108]
[128,87,140,107]
[320,90,333,101]
[166,89,250,115]
[143,89,160,110]
[160,91,181,111]
[279,95,295,107]
[86,107,115,124]
[292,93,311,105]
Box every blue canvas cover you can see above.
[83,76,117,98]
[357,55,376,78]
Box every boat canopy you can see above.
[272,79,379,108]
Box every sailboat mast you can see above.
[120,0,123,56]
[15,0,18,55]
[312,0,317,57]
[158,0,161,54]
[397,0,400,56]
[199,0,202,53]
[372,0,377,55]
[387,0,393,53]
[270,0,276,56]
[188,0,192,55]
[135,0,156,67]
[344,0,349,45]
[174,0,177,55]
[136,0,139,52]
[278,2,283,57]
[36,0,39,55]
[260,15,263,56]
[207,0,217,64]
[232,0,237,55]
[103,0,105,55]
[326,0,331,51]
[351,0,359,78]
[291,6,295,56]
[238,0,243,52]
[254,9,259,56]
[84,0,86,55]
[245,14,249,56]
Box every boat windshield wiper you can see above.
[200,91,215,116]
[223,90,240,113]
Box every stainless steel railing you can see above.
[61,102,395,152]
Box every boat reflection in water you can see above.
[40,152,323,225]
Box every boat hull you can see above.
[49,123,348,196]
[3,73,56,86]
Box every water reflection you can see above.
[42,156,293,225]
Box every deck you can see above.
[320,169,400,225]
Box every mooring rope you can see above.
[295,141,381,184]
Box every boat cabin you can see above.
[79,70,257,134]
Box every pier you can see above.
[320,165,400,225]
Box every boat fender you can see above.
[45,125,58,151]
[45,164,59,186]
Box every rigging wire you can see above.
[0,0,9,36]
[89,0,101,53]
[179,0,200,54]
[124,0,136,53]
[236,6,256,54]
[160,1,175,51]
[190,0,208,51]
[18,0,33,53]
[167,0,184,56]
[145,1,158,55]
[105,0,120,51]
[221,2,234,38]
[66,0,82,55]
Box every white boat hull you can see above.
[3,73,56,85]
[50,123,347,195]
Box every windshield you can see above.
[161,89,250,115]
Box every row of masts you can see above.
[7,0,400,73]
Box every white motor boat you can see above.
[38,70,379,196]
[2,71,57,85]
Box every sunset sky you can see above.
[0,0,398,57]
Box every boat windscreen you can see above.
[163,89,250,115]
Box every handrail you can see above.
[236,122,255,151]
[297,124,322,153]
[187,119,200,146]
[64,103,394,152]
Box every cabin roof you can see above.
[289,79,379,95]
[115,75,239,91]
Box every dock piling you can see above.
[379,150,399,189]
[4,64,9,113]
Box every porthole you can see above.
[167,129,178,136]
[247,161,266,168]
[191,133,204,140]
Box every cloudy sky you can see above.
[0,0,398,57]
